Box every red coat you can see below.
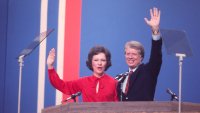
[48,68,118,102]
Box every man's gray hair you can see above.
[124,41,144,58]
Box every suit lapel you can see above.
[128,64,143,91]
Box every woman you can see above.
[47,46,118,102]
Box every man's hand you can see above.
[144,7,161,35]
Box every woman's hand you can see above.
[47,48,56,69]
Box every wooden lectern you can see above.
[42,101,200,113]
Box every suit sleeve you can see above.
[148,38,162,77]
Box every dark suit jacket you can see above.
[117,39,162,101]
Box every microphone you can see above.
[115,72,129,82]
[62,92,81,102]
[166,88,178,101]
[115,74,123,80]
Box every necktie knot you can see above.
[129,71,133,76]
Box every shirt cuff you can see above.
[152,34,161,41]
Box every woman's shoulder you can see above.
[103,74,117,82]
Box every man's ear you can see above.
[140,56,144,62]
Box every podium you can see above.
[42,101,200,113]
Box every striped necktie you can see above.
[125,71,133,95]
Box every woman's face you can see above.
[92,52,107,77]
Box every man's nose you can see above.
[128,55,133,58]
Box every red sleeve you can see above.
[48,68,82,95]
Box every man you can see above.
[117,7,162,101]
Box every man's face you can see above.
[125,47,142,69]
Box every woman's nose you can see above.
[98,61,102,65]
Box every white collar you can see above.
[129,65,139,72]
